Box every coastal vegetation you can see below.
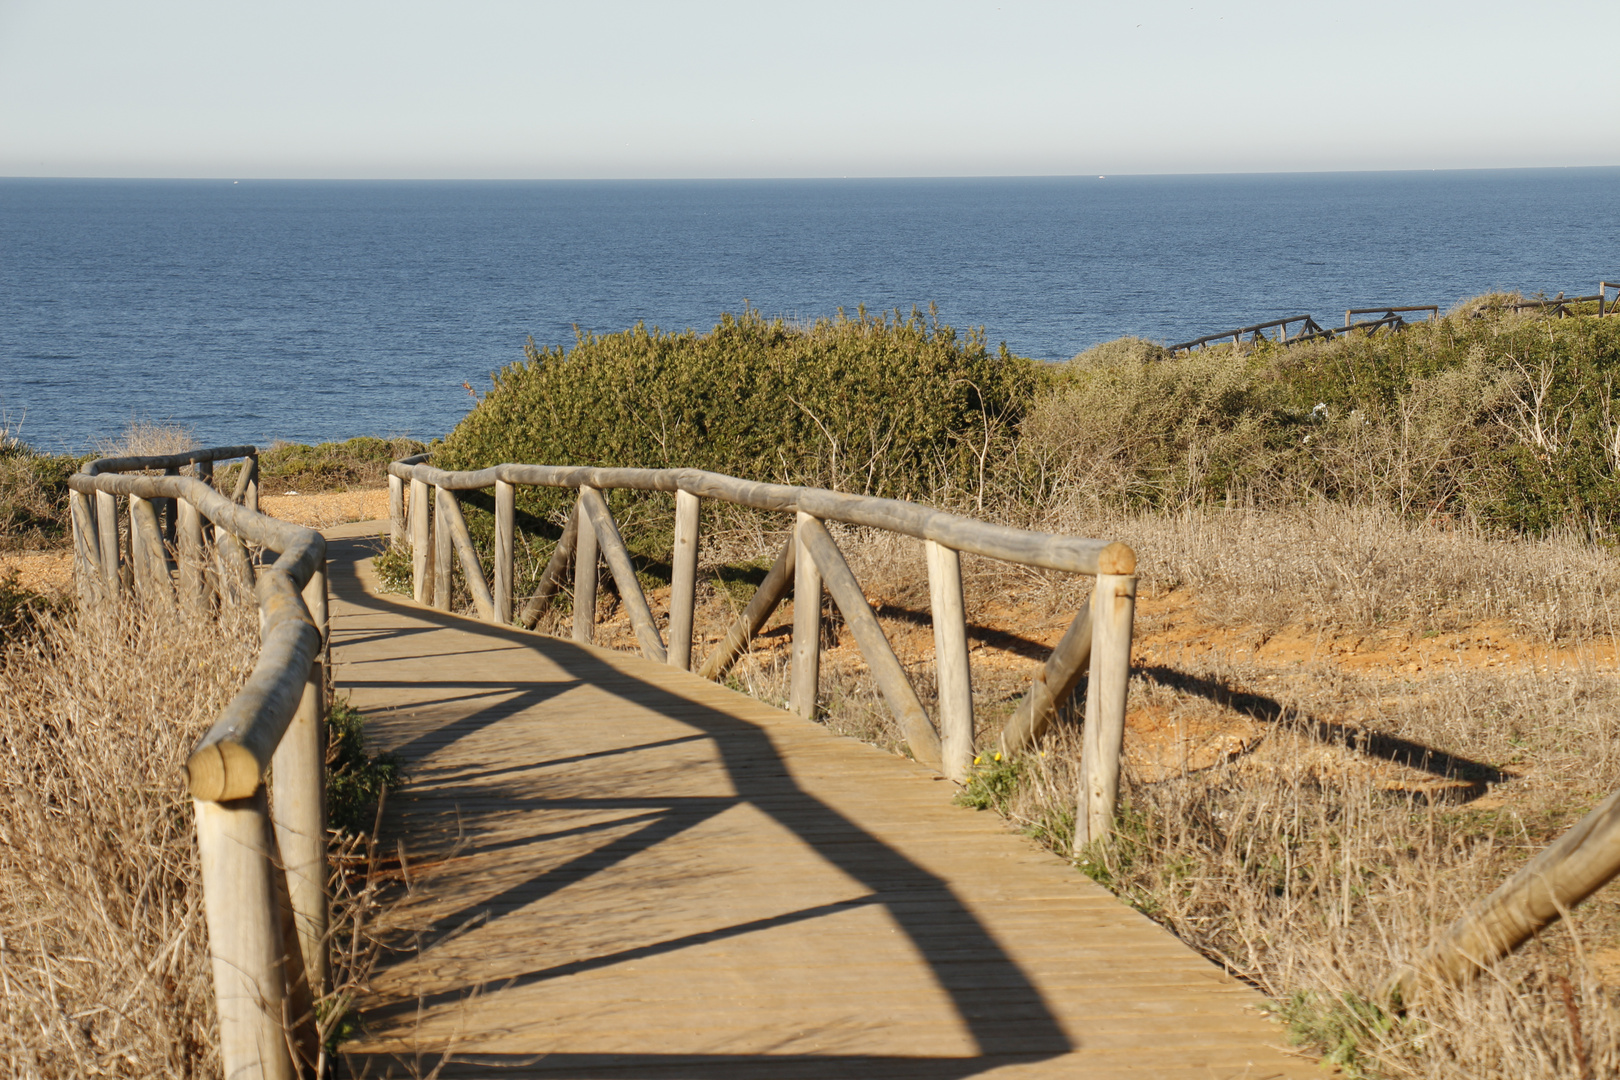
[421,298,1620,1078]
[8,297,1620,1074]
[0,425,401,1076]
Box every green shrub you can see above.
[370,540,413,596]
[0,439,87,550]
[250,436,427,494]
[438,306,1044,505]
[325,697,403,836]
[1024,304,1620,536]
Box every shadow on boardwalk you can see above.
[324,532,1313,1080]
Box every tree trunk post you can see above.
[790,511,822,720]
[927,540,975,782]
[668,489,701,670]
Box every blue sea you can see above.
[4,170,1619,455]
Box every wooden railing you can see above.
[1168,307,1438,354]
[386,458,1138,847]
[1391,785,1620,1003]
[68,446,327,1080]
[1169,279,1620,357]
[1168,314,1326,353]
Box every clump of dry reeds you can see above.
[93,419,198,460]
[0,573,396,1077]
[0,591,255,1075]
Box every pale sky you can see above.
[1,0,1616,179]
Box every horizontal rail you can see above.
[389,461,1134,577]
[1167,314,1319,353]
[67,471,325,799]
[83,444,258,475]
[387,457,1136,817]
[1345,305,1437,326]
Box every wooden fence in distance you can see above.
[386,458,1138,848]
[1168,278,1620,358]
[68,447,328,1080]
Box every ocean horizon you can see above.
[5,168,1619,455]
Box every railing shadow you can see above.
[325,535,1073,1079]
[1137,665,1513,797]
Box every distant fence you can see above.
[1168,280,1620,357]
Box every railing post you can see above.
[270,658,327,1010]
[573,488,599,643]
[409,475,432,605]
[668,489,701,670]
[69,489,101,606]
[244,453,259,514]
[494,479,515,625]
[177,495,209,612]
[194,788,297,1080]
[926,540,974,782]
[161,465,180,546]
[95,488,121,594]
[432,486,453,611]
[1075,570,1137,849]
[790,511,822,720]
[388,472,406,548]
[128,494,174,606]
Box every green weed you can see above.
[325,697,403,837]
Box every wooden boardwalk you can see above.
[325,524,1318,1079]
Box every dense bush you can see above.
[253,435,427,493]
[0,438,86,550]
[438,306,1044,505]
[1022,305,1620,536]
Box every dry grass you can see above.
[0,574,396,1077]
[93,420,198,460]
[562,500,1620,1077]
[0,592,253,1076]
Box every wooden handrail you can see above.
[1168,314,1321,353]
[1168,278,1620,356]
[386,457,1139,848]
[68,445,327,1080]
[1390,785,1620,1003]
[1344,305,1437,326]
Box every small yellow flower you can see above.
[972,754,982,765]
[993,752,1002,762]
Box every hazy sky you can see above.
[2,0,1617,179]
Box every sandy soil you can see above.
[2,489,392,594]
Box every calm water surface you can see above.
[3,171,1619,453]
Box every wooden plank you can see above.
[323,541,1316,1079]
